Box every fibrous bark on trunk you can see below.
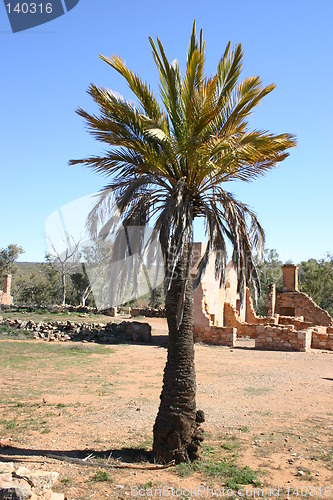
[153,240,205,463]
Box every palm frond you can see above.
[99,54,164,121]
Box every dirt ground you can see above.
[0,316,332,499]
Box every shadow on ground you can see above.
[0,445,152,464]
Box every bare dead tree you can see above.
[47,234,82,306]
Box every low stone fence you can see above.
[193,315,333,351]
[194,326,236,346]
[311,326,333,350]
[1,304,98,314]
[130,307,166,318]
[255,325,312,352]
[0,317,152,343]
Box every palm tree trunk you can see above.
[153,241,205,463]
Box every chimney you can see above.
[3,274,12,295]
[282,265,298,292]
[191,242,207,268]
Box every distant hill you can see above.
[17,261,83,275]
[17,262,43,275]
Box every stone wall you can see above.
[190,244,333,352]
[277,315,313,330]
[193,284,215,329]
[311,326,333,350]
[193,326,236,346]
[266,283,276,316]
[130,307,166,318]
[224,298,278,339]
[192,242,225,328]
[244,288,279,326]
[223,302,242,328]
[255,325,312,352]
[275,291,332,326]
[0,317,152,343]
[244,288,260,324]
[224,265,246,321]
[237,323,261,339]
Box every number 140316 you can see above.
[6,2,53,14]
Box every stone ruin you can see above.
[0,318,152,344]
[0,460,64,499]
[0,274,13,306]
[192,243,333,352]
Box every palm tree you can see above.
[70,22,296,463]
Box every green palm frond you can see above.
[99,54,165,122]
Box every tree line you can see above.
[0,241,93,308]
[0,241,164,309]
[1,243,332,316]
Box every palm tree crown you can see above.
[71,22,296,316]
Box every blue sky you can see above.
[1,0,332,263]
